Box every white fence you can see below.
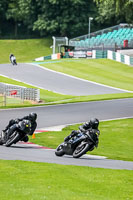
[107,50,133,66]
[0,83,40,106]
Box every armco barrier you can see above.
[0,83,40,102]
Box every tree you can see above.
[0,0,8,35]
[6,0,23,37]
[94,0,133,26]
[33,0,97,37]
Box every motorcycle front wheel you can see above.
[5,131,20,147]
[55,143,65,156]
[73,143,90,158]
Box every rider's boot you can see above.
[21,136,29,142]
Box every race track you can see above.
[0,63,133,170]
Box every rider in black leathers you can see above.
[10,53,17,65]
[64,118,100,142]
[1,113,37,143]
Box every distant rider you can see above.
[64,118,100,142]
[1,113,37,143]
[10,53,17,65]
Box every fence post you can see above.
[3,91,6,107]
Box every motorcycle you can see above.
[55,130,100,158]
[0,120,31,147]
[10,56,17,65]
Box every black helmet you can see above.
[29,113,37,121]
[90,118,99,129]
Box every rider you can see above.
[9,53,17,65]
[64,118,100,142]
[1,113,37,143]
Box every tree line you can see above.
[0,0,133,39]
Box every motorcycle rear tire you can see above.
[5,132,20,147]
[0,139,4,145]
[73,143,90,158]
[55,144,65,156]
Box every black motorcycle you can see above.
[0,120,31,147]
[11,59,17,65]
[55,130,100,158]
[10,55,17,65]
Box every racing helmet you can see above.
[89,118,99,129]
[29,113,37,121]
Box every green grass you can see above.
[30,118,133,161]
[41,58,133,91]
[0,160,132,200]
[0,38,52,64]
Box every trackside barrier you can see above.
[0,83,40,103]
[92,50,107,59]
[107,50,133,66]
[92,50,133,66]
[34,54,60,61]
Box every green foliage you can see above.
[0,0,133,38]
[94,0,133,25]
[33,0,96,37]
[0,0,97,38]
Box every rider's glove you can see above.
[15,119,19,123]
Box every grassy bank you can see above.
[0,38,52,64]
[30,118,133,162]
[0,160,132,200]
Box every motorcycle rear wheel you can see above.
[0,139,4,145]
[55,144,65,156]
[73,143,90,158]
[5,131,20,147]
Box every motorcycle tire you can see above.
[55,143,65,156]
[0,132,4,145]
[5,131,20,147]
[73,143,90,158]
[0,139,4,145]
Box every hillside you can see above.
[0,38,52,64]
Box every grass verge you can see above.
[0,160,132,200]
[30,118,133,161]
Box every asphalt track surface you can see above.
[0,63,128,95]
[0,63,133,170]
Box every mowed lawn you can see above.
[0,160,132,200]
[0,38,52,63]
